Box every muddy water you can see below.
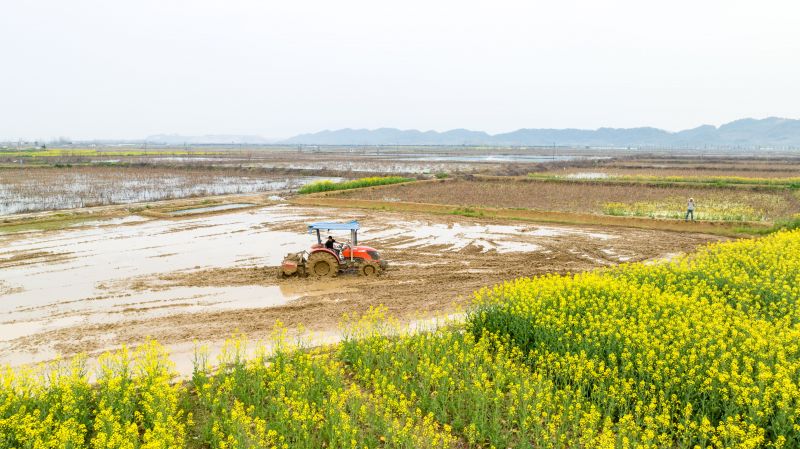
[0,206,322,362]
[370,221,614,253]
[0,204,638,369]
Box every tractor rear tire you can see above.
[307,251,339,278]
[359,262,380,277]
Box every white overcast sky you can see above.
[1,0,799,140]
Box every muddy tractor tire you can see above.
[307,251,339,277]
[359,261,381,277]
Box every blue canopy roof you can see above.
[308,221,359,233]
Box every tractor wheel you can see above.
[359,262,380,277]
[307,251,339,278]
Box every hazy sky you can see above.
[1,0,799,140]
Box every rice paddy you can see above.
[0,166,341,215]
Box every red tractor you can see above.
[280,221,388,278]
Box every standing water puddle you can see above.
[371,222,615,253]
[0,205,329,365]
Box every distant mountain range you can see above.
[282,117,800,147]
[145,117,800,147]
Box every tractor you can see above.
[280,221,388,278]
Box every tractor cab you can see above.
[280,221,387,278]
[307,221,361,257]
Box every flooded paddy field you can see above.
[2,145,609,175]
[0,165,341,214]
[0,202,720,373]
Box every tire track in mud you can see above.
[0,250,73,269]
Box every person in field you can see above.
[685,197,695,221]
[325,235,342,258]
[325,235,336,249]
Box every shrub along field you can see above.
[2,229,800,448]
[297,176,414,194]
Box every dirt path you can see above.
[0,203,722,369]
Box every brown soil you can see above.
[13,212,721,358]
[592,157,800,176]
[333,178,800,221]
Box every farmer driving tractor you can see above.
[280,221,387,278]
[325,235,339,257]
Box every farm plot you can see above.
[2,224,798,448]
[0,204,717,370]
[555,155,800,177]
[335,178,800,222]
[0,166,340,214]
